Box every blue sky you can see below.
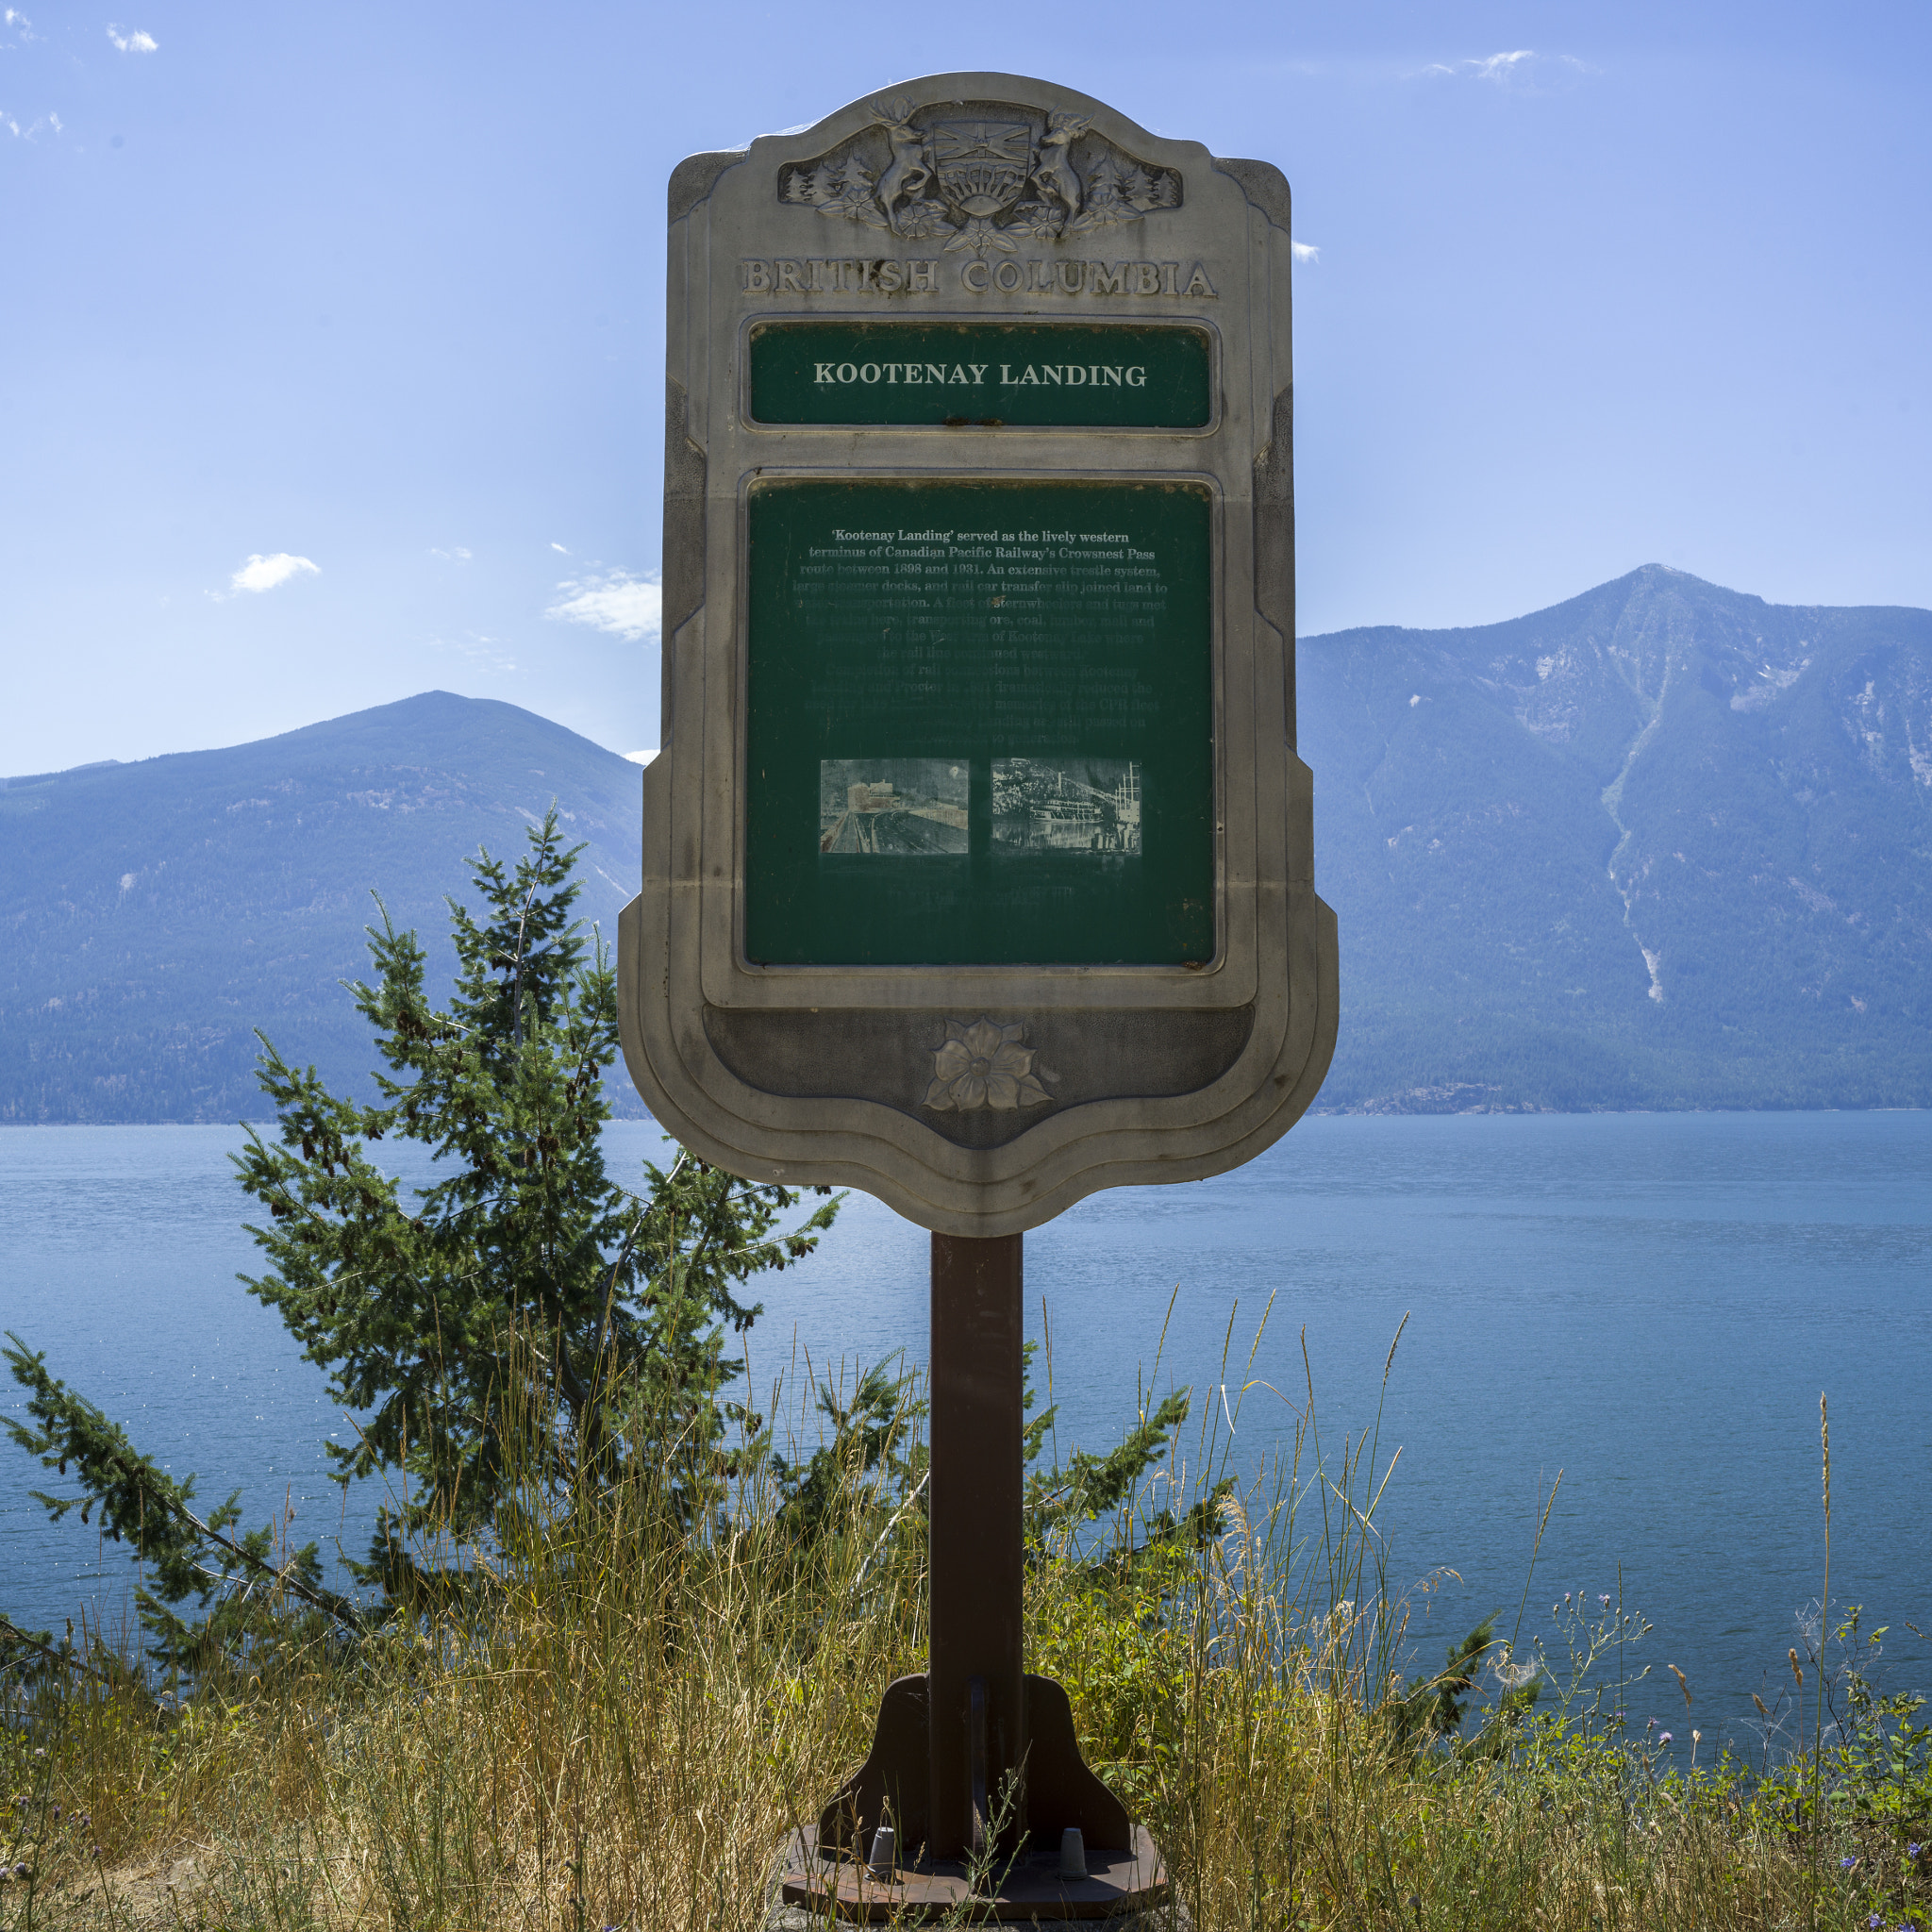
[3,0,1926,774]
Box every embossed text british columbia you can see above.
[741,258,1218,298]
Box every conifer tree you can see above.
[5,810,839,1657]
[234,807,839,1586]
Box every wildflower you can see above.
[923,1018,1049,1110]
[11,1864,28,1881]
[1841,1857,1857,1869]
[1659,1731,1673,1744]
[1871,1918,1884,1929]
[1600,1593,1611,1605]
[1908,1843,1923,1858]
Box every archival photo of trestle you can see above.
[992,757,1142,856]
[817,758,970,855]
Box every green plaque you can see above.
[744,478,1214,965]
[748,323,1212,428]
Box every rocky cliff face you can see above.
[1299,565,1932,1109]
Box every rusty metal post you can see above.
[926,1231,1025,1859]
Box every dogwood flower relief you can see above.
[923,1018,1052,1111]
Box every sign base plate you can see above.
[778,1824,1168,1924]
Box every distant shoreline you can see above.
[4,1102,1929,1129]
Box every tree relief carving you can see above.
[779,99,1182,257]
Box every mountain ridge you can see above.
[0,692,649,1122]
[1297,563,1932,1110]
[5,566,1929,1123]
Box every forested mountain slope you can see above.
[7,567,1929,1123]
[1298,565,1932,1109]
[0,694,646,1122]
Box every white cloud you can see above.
[4,9,37,40]
[428,544,473,561]
[546,569,661,644]
[1473,48,1535,80]
[2,108,61,139]
[1422,49,1587,89]
[550,541,570,554]
[106,23,157,51]
[229,552,319,593]
[1291,242,1320,265]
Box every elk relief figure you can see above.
[1031,111,1091,225]
[870,98,932,237]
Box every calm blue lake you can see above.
[3,1112,1927,1763]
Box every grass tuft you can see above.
[3,1338,1925,1931]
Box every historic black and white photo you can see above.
[991,757,1141,856]
[818,757,969,854]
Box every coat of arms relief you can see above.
[780,99,1183,256]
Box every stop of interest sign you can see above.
[619,72,1337,1236]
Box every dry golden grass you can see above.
[4,1370,1923,1931]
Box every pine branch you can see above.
[0,1613,125,1689]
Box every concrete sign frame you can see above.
[619,72,1338,1238]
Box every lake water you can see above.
[3,1113,1927,1763]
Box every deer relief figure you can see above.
[870,98,931,236]
[1032,111,1091,223]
